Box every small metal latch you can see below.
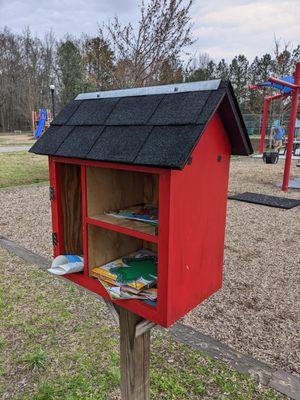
[49,186,55,201]
[52,232,58,247]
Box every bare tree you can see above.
[272,37,294,77]
[0,28,24,131]
[21,28,57,129]
[0,27,57,132]
[3,15,300,132]
[100,0,193,87]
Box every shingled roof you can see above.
[29,80,252,169]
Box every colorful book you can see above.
[98,280,157,302]
[91,249,157,291]
[121,286,157,301]
[104,204,158,226]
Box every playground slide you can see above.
[34,116,46,139]
[34,118,46,139]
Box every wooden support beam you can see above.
[135,320,156,338]
[120,308,150,400]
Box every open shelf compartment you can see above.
[50,159,169,325]
[87,224,158,303]
[85,166,159,242]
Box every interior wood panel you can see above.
[86,166,158,217]
[59,163,83,254]
[88,225,142,273]
[143,174,159,206]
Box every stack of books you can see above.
[104,204,158,226]
[91,249,157,304]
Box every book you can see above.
[104,204,158,226]
[121,286,157,301]
[99,280,157,302]
[91,249,157,291]
[91,249,158,302]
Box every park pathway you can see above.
[0,146,30,153]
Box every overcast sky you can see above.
[0,0,300,62]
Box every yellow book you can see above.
[91,267,117,280]
[91,257,123,280]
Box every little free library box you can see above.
[30,80,252,328]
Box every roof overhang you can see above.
[29,80,253,168]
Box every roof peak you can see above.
[30,81,252,169]
[75,79,222,100]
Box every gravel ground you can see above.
[0,184,52,257]
[184,157,300,377]
[0,157,299,377]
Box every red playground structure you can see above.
[250,62,300,192]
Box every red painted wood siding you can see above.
[48,112,231,327]
[166,112,231,326]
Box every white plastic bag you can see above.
[48,255,84,275]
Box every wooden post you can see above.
[120,308,150,400]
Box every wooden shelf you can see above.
[86,214,158,243]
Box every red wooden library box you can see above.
[30,80,252,327]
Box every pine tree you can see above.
[229,55,249,111]
[186,54,216,82]
[57,38,87,106]
[247,54,274,113]
[215,59,230,80]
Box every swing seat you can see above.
[263,151,279,164]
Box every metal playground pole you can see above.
[281,63,300,191]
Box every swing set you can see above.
[249,62,300,192]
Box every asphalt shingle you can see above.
[55,126,105,158]
[29,81,252,168]
[67,98,119,125]
[149,91,210,125]
[51,101,82,125]
[87,126,152,163]
[106,95,164,125]
[29,125,74,155]
[134,125,205,168]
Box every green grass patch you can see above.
[0,248,285,399]
[0,151,48,188]
[23,348,47,370]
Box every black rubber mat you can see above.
[228,192,300,209]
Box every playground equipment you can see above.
[31,109,52,139]
[249,62,300,191]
